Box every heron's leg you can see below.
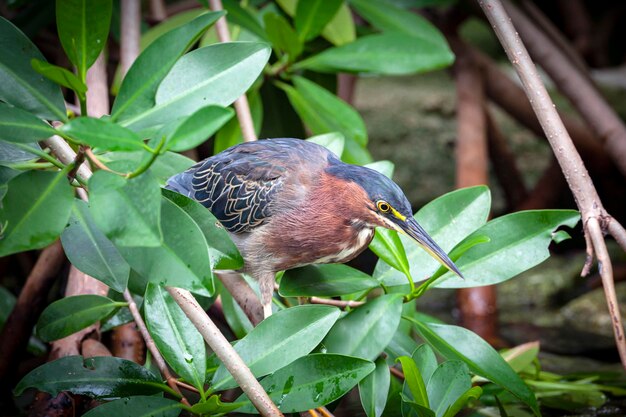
[258,271,276,320]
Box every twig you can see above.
[85,52,110,118]
[309,297,364,309]
[120,0,141,79]
[43,135,92,182]
[0,241,65,380]
[479,0,626,370]
[587,218,626,365]
[389,366,404,380]
[166,287,282,416]
[501,0,626,178]
[209,0,257,142]
[175,380,200,394]
[123,289,190,406]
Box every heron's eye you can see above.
[377,201,391,213]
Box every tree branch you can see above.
[208,0,257,142]
[166,287,282,416]
[120,0,141,80]
[479,0,626,370]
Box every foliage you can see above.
[1,1,616,416]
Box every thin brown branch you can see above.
[0,242,65,380]
[502,0,626,178]
[167,287,282,416]
[175,380,200,394]
[209,0,257,142]
[479,0,626,370]
[587,218,626,366]
[389,366,404,380]
[337,73,358,105]
[608,219,626,254]
[123,289,190,406]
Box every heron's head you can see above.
[327,162,464,279]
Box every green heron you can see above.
[167,138,462,318]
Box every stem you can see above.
[123,289,191,406]
[11,142,66,170]
[126,137,166,179]
[167,287,282,416]
[209,0,257,142]
[79,97,87,119]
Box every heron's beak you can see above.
[398,217,464,279]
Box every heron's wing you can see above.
[186,149,287,234]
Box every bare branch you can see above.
[309,297,364,309]
[479,0,626,370]
[209,0,257,142]
[167,287,283,416]
[149,0,167,22]
[216,271,264,326]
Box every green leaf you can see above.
[280,264,379,297]
[365,160,394,179]
[36,295,122,342]
[349,0,451,53]
[0,169,73,257]
[61,200,130,292]
[500,342,540,374]
[83,396,183,417]
[295,0,343,42]
[411,321,540,416]
[88,168,163,247]
[442,386,482,417]
[235,354,375,413]
[144,283,206,390]
[140,10,206,50]
[0,17,66,121]
[121,42,270,131]
[323,294,403,360]
[118,197,214,296]
[306,132,345,158]
[400,395,436,417]
[275,0,354,45]
[359,357,390,417]
[162,189,243,271]
[15,356,168,398]
[263,12,303,60]
[60,117,145,151]
[370,228,411,281]
[294,33,455,75]
[165,105,234,152]
[433,210,581,288]
[112,12,224,123]
[278,77,371,164]
[375,186,491,286]
[412,344,437,385]
[321,3,355,46]
[0,102,57,143]
[222,0,268,41]
[427,361,471,417]
[212,305,341,390]
[190,395,244,415]
[30,59,87,100]
[56,0,112,80]
[398,356,429,408]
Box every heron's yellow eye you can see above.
[377,201,391,213]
